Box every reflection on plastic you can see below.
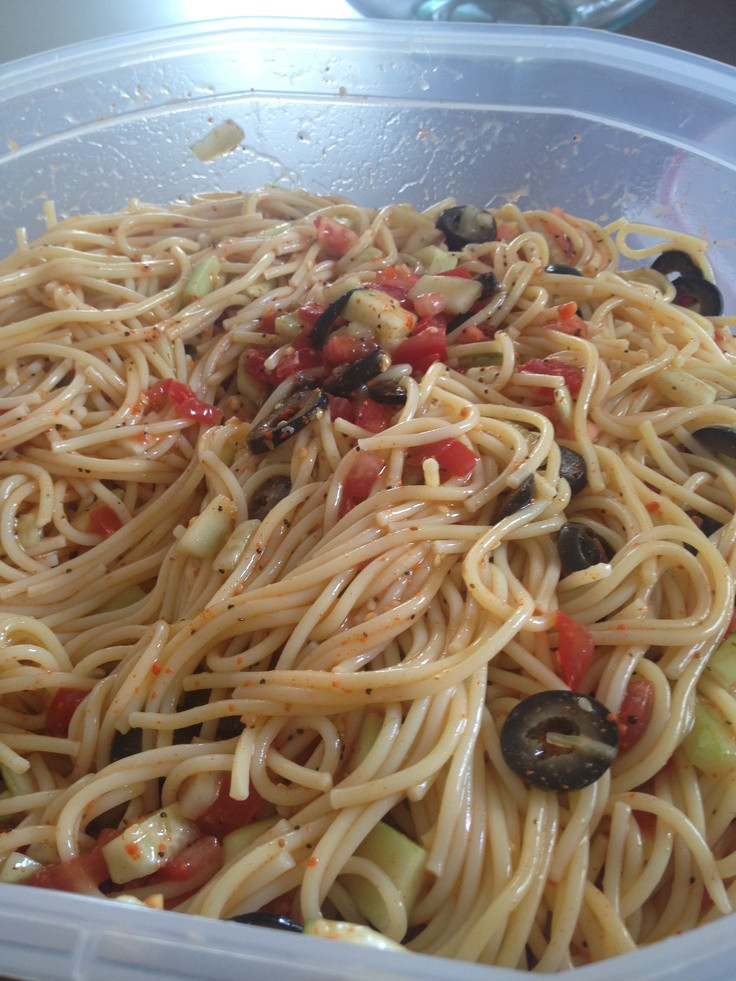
[346,0,660,28]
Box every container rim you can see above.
[1,15,735,108]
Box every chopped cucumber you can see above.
[303,918,407,952]
[214,519,260,575]
[0,763,33,797]
[223,817,278,863]
[454,350,503,367]
[274,313,303,341]
[99,584,147,613]
[177,495,236,559]
[409,274,482,316]
[352,712,383,769]
[182,255,221,304]
[0,851,43,883]
[17,512,42,549]
[415,245,458,275]
[102,804,198,884]
[682,700,736,776]
[653,368,717,408]
[345,822,427,935]
[706,632,736,690]
[324,276,362,305]
[344,289,416,351]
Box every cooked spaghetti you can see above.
[1,187,735,970]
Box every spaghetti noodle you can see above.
[0,187,735,969]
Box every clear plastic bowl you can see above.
[0,16,735,980]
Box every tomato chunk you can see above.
[314,216,358,257]
[405,438,479,480]
[393,325,447,374]
[354,399,395,434]
[88,506,123,538]
[555,610,594,691]
[341,451,386,515]
[147,378,223,424]
[617,679,654,754]
[518,358,584,400]
[322,334,374,370]
[196,776,265,838]
[46,686,88,738]
[24,831,114,894]
[154,835,223,883]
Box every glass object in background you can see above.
[346,0,659,27]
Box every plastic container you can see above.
[0,17,735,980]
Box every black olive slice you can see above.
[496,474,535,520]
[111,727,142,762]
[229,912,303,933]
[651,249,704,280]
[247,388,329,454]
[687,510,723,538]
[308,289,360,348]
[436,205,497,251]
[672,275,724,317]
[324,347,391,397]
[250,474,292,521]
[366,376,408,405]
[500,689,618,792]
[545,264,582,277]
[556,522,613,575]
[558,446,587,495]
[692,426,736,458]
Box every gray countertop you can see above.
[0,0,734,68]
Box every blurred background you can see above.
[0,0,734,67]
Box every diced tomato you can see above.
[456,324,487,344]
[46,686,88,738]
[24,830,115,894]
[273,345,322,381]
[88,506,123,538]
[412,291,446,318]
[439,266,473,279]
[322,334,374,370]
[341,451,386,515]
[617,679,654,754]
[555,610,594,691]
[196,776,265,838]
[546,207,575,260]
[258,310,278,335]
[327,395,355,424]
[374,265,420,308]
[315,216,358,257]
[154,836,223,883]
[296,302,326,328]
[146,378,223,425]
[549,301,588,338]
[393,325,447,374]
[405,438,480,480]
[374,265,420,292]
[517,358,584,401]
[354,399,395,434]
[242,347,278,387]
[496,219,518,241]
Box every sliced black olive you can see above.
[687,510,723,538]
[558,446,587,495]
[111,727,142,762]
[496,474,535,520]
[436,205,497,251]
[500,689,618,792]
[672,275,723,317]
[324,347,391,397]
[692,426,736,458]
[247,388,329,454]
[545,264,582,277]
[250,474,292,521]
[308,289,359,348]
[651,249,704,280]
[366,375,408,405]
[229,912,303,933]
[556,522,613,575]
